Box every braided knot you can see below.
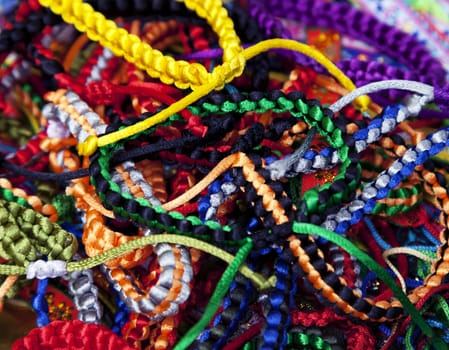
[0,200,77,265]
[211,53,246,90]
[26,259,67,279]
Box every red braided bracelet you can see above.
[12,320,139,350]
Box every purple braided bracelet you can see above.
[247,0,446,88]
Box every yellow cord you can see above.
[39,0,370,155]
[38,0,243,90]
[77,38,370,155]
[77,81,218,155]
[181,0,243,63]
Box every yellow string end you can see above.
[92,38,360,147]
[353,95,372,114]
[77,135,98,156]
[237,266,276,290]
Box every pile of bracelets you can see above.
[2,0,449,349]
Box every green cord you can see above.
[372,185,422,215]
[242,332,333,349]
[1,198,446,348]
[92,92,360,245]
[173,237,253,350]
[0,188,29,207]
[292,222,448,350]
[403,295,449,349]
[287,332,332,350]
[51,194,76,222]
[435,295,449,328]
[242,341,258,350]
[405,322,416,350]
[0,234,274,290]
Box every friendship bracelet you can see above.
[29,4,364,153]
[3,2,449,348]
[12,319,139,350]
[75,37,369,156]
[0,199,77,267]
[0,8,58,54]
[260,249,296,350]
[290,223,446,349]
[87,92,360,246]
[0,234,274,290]
[380,285,449,349]
[38,0,244,90]
[85,0,273,90]
[0,72,438,344]
[171,237,253,350]
[286,131,449,322]
[259,0,446,87]
[196,273,256,350]
[245,0,448,106]
[3,2,370,157]
[102,243,193,320]
[268,80,433,178]
[66,266,103,324]
[43,89,107,142]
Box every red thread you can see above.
[353,221,386,267]
[12,320,138,350]
[342,251,357,289]
[290,307,344,327]
[381,283,449,350]
[222,319,264,350]
[82,80,208,137]
[15,0,41,21]
[170,202,199,216]
[346,324,376,350]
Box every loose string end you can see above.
[77,135,98,156]
[353,95,372,115]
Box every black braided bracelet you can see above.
[88,89,361,250]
